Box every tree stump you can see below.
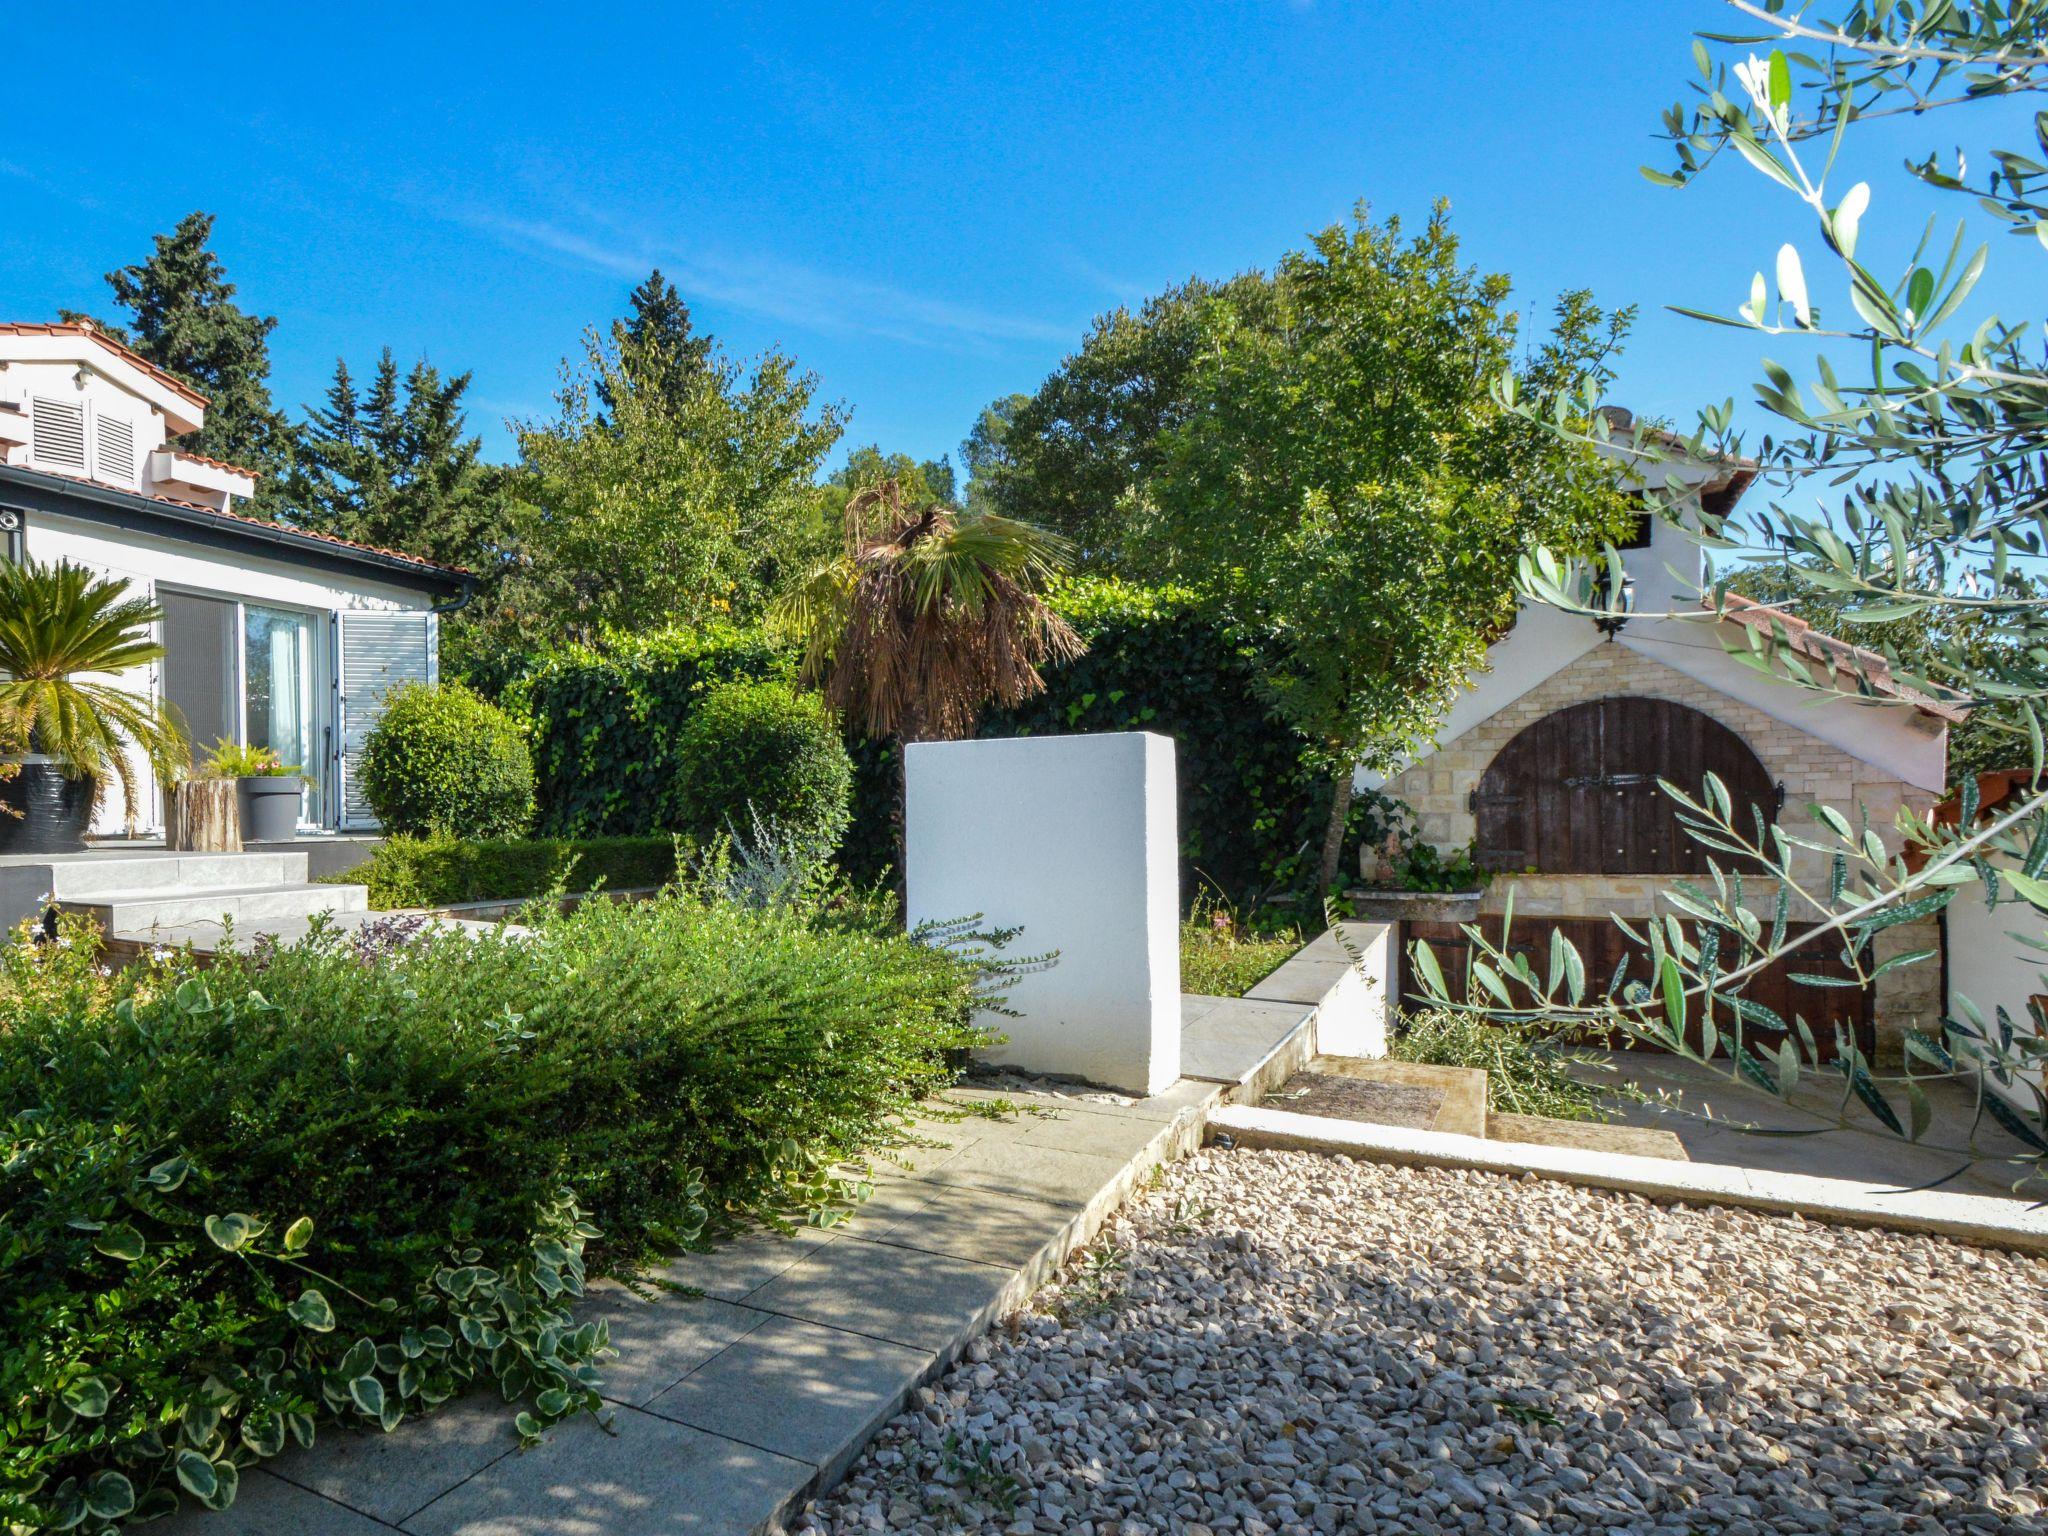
[165,779,241,852]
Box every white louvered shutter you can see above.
[31,397,87,472]
[337,611,435,828]
[95,415,136,485]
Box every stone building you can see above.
[1367,427,1958,1065]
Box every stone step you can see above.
[40,851,313,898]
[69,881,366,934]
[103,907,513,959]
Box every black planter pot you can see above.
[237,776,304,842]
[0,756,96,853]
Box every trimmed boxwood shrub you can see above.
[360,682,535,838]
[521,627,788,837]
[0,897,990,1533]
[668,679,853,856]
[339,833,684,910]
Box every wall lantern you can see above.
[1593,568,1635,639]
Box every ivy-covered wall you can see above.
[496,579,1354,908]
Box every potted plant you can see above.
[1346,834,1490,923]
[200,740,309,843]
[0,559,187,853]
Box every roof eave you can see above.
[0,465,472,597]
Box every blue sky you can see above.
[3,2,2037,481]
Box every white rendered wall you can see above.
[1946,884,2047,1111]
[905,732,1183,1095]
[23,511,436,834]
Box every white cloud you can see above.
[456,208,1073,352]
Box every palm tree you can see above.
[777,480,1083,844]
[0,559,187,826]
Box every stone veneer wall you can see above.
[1379,640,1946,1061]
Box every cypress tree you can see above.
[63,211,294,483]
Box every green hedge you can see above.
[843,576,1355,902]
[520,627,788,837]
[514,580,1380,909]
[340,834,684,910]
[0,896,988,1533]
[360,682,535,838]
[670,679,854,856]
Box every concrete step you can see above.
[102,907,515,959]
[43,851,313,897]
[69,881,366,933]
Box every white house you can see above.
[0,321,470,835]
[1367,416,1960,1066]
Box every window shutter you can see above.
[31,397,87,472]
[336,612,434,828]
[95,415,136,485]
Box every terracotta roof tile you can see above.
[161,447,263,482]
[0,322,210,409]
[1710,593,1966,723]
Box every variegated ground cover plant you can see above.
[1,888,994,1533]
[1421,0,2048,1187]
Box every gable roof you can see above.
[1710,592,1966,724]
[0,321,209,410]
[0,463,471,596]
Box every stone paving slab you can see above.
[267,1394,521,1528]
[189,1469,396,1535]
[400,1405,809,1536]
[578,1289,772,1408]
[742,1235,1021,1354]
[1180,995,1316,1086]
[646,1314,932,1475]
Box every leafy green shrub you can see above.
[340,833,684,910]
[521,627,789,836]
[0,893,989,1533]
[1390,1008,1620,1121]
[668,679,853,858]
[844,578,1402,905]
[360,682,535,838]
[197,739,304,778]
[1179,894,1298,996]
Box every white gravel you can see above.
[796,1148,2048,1536]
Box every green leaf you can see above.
[289,1288,337,1332]
[241,1413,287,1458]
[350,1376,385,1417]
[60,1375,110,1418]
[204,1212,261,1253]
[1767,50,1791,115]
[1659,955,1687,1035]
[83,1471,136,1520]
[146,1155,189,1191]
[282,1216,314,1255]
[173,1450,218,1501]
[1409,939,1448,1002]
[93,1224,147,1262]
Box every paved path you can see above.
[164,992,1316,1536]
[1584,1050,2046,1201]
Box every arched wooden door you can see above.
[1473,697,1778,874]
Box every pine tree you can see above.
[597,269,712,414]
[287,349,506,573]
[62,212,294,482]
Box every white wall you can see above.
[0,359,171,490]
[905,732,1183,1095]
[1946,884,2048,1111]
[24,510,437,834]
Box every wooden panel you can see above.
[1473,696,1776,876]
[1400,915,1876,1064]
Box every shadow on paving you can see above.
[1577,1050,2046,1202]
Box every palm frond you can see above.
[0,559,187,805]
[780,479,1084,741]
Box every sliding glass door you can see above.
[243,605,316,812]
[157,590,321,830]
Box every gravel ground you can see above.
[795,1149,2048,1536]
